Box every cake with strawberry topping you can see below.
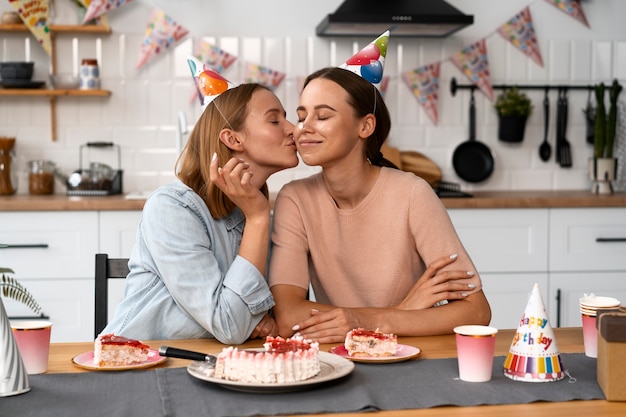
[93,333,150,366]
[344,328,398,357]
[212,334,320,383]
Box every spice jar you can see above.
[0,137,17,195]
[79,59,100,90]
[28,160,56,195]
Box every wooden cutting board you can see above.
[399,151,442,187]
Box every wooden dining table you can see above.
[45,327,625,417]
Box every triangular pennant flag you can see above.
[82,0,133,24]
[8,0,52,55]
[189,39,237,104]
[544,0,589,28]
[187,55,237,109]
[497,7,543,67]
[339,30,389,87]
[503,283,565,382]
[243,63,286,91]
[450,39,494,101]
[402,62,441,125]
[76,0,110,28]
[194,39,237,73]
[135,7,189,70]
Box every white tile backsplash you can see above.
[1,0,625,195]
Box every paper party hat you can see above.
[503,283,565,382]
[339,30,389,87]
[186,55,237,109]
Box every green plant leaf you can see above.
[1,273,42,315]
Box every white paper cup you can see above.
[11,320,52,374]
[453,325,498,382]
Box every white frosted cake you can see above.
[93,333,150,366]
[213,334,320,383]
[344,328,398,357]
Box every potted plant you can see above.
[494,88,533,143]
[1,267,42,315]
[589,80,622,194]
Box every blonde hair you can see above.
[176,83,270,218]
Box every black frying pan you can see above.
[452,89,495,183]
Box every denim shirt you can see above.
[102,180,275,344]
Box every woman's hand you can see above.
[396,254,478,310]
[291,308,366,344]
[210,153,270,220]
[249,313,278,339]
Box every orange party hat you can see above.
[503,283,565,382]
[186,55,237,109]
[339,30,389,87]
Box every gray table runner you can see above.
[0,354,604,417]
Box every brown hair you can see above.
[176,83,270,218]
[303,67,397,168]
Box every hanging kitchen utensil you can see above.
[452,89,495,183]
[539,88,551,162]
[559,88,572,167]
[583,88,595,144]
[399,150,442,187]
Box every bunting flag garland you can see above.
[82,0,133,24]
[8,0,52,55]
[135,7,189,70]
[194,40,237,73]
[544,0,589,28]
[189,39,237,103]
[243,62,286,91]
[75,0,110,28]
[450,39,494,101]
[402,62,441,125]
[497,7,543,67]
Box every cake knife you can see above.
[158,346,217,368]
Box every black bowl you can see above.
[0,62,34,81]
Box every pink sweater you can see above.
[269,168,480,308]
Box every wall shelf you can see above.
[0,24,112,141]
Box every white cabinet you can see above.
[447,207,626,330]
[99,211,142,257]
[549,208,626,327]
[448,209,550,330]
[0,212,98,342]
[0,210,141,342]
[99,210,142,323]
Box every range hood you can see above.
[316,0,474,38]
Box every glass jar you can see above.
[79,58,100,90]
[0,137,17,195]
[28,160,56,195]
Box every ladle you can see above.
[539,89,551,162]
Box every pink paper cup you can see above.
[581,313,598,358]
[11,320,52,374]
[454,325,498,382]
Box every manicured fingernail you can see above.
[292,324,300,331]
[461,293,468,297]
[466,271,475,276]
[450,253,458,260]
[212,152,217,162]
[468,283,476,288]
[310,309,319,314]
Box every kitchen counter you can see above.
[1,190,626,211]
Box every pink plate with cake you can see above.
[330,344,421,363]
[72,349,166,371]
